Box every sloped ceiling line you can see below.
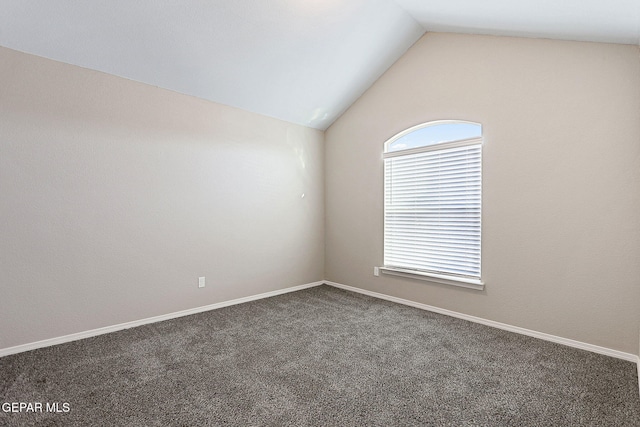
[1,0,638,129]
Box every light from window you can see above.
[386,122,482,153]
[383,120,482,283]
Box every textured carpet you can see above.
[1,285,639,426]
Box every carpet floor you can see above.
[1,285,639,426]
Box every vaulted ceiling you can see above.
[1,1,639,130]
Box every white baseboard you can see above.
[0,281,324,358]
[325,281,638,363]
[3,278,638,374]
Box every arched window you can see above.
[382,120,483,288]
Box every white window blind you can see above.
[383,138,482,280]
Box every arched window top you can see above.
[384,120,482,154]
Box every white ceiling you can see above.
[396,0,640,45]
[1,1,638,130]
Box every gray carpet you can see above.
[1,285,639,426]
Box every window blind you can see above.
[383,140,482,279]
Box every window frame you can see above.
[381,120,484,290]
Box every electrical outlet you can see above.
[198,277,205,288]
[374,267,380,277]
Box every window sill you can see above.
[379,267,484,291]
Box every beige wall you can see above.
[2,33,640,357]
[325,33,640,354]
[0,47,324,349]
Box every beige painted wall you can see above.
[2,33,640,357]
[325,33,640,354]
[0,47,324,350]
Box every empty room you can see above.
[1,1,639,425]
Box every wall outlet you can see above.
[198,277,205,288]
[374,267,380,277]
